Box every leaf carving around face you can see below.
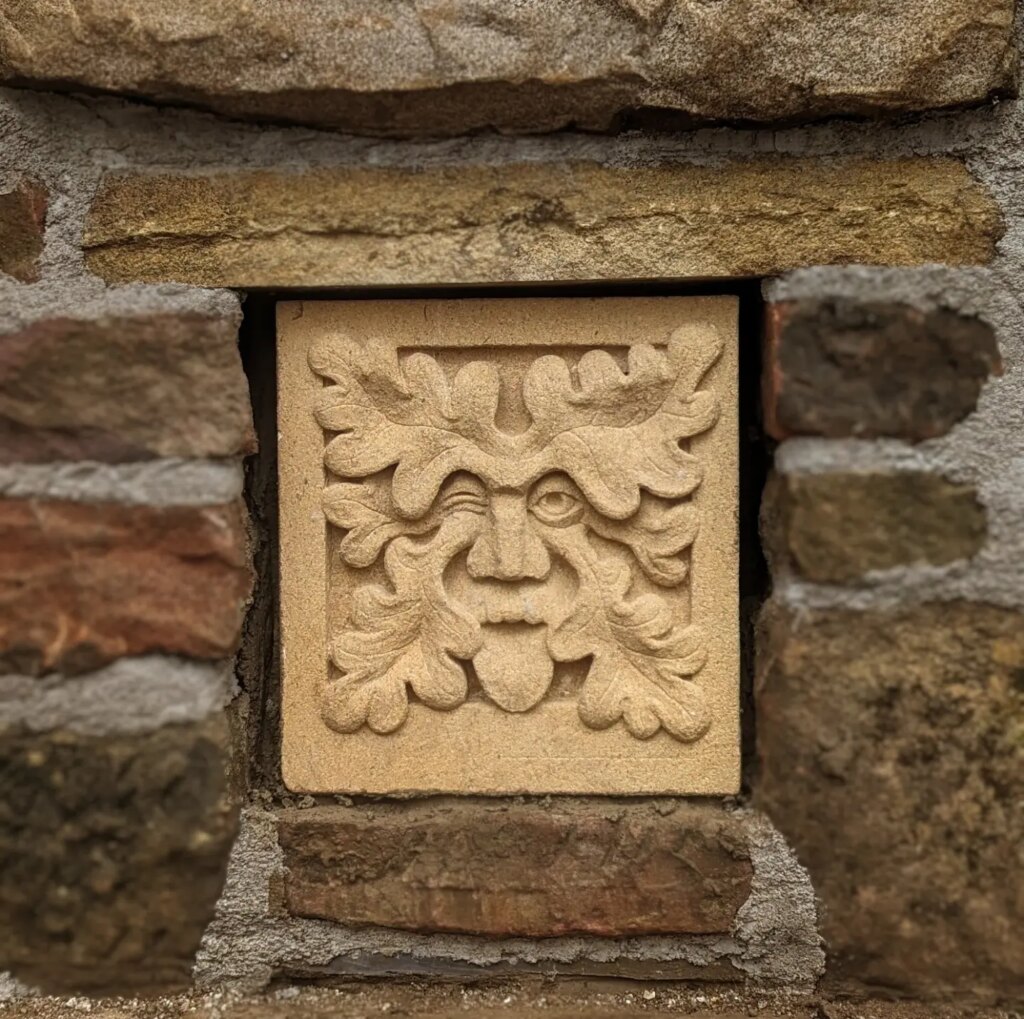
[309,323,723,521]
[322,476,404,568]
[311,322,722,744]
[521,324,723,518]
[323,474,452,568]
[319,521,482,735]
[587,498,700,586]
[547,544,710,743]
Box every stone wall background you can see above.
[0,1,1021,1008]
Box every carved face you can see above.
[438,471,585,712]
[311,326,723,743]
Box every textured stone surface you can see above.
[0,459,245,506]
[0,180,46,282]
[84,160,1000,288]
[0,656,232,736]
[763,472,987,583]
[0,716,237,994]
[756,602,1024,1000]
[763,299,1002,441]
[279,298,739,795]
[0,499,251,674]
[279,801,752,937]
[0,1,1015,135]
[0,311,254,462]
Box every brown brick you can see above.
[279,801,752,937]
[0,1,1014,134]
[763,300,1001,441]
[756,602,1024,1000]
[82,160,1000,287]
[0,499,252,674]
[0,180,47,283]
[0,311,255,462]
[762,472,987,583]
[0,716,237,994]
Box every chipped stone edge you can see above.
[192,806,823,993]
[0,656,237,737]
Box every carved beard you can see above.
[443,552,580,713]
[321,487,710,743]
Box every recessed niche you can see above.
[277,296,739,794]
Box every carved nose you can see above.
[467,491,550,581]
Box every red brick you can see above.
[279,801,752,937]
[763,299,1000,441]
[0,499,251,674]
[0,180,46,282]
[0,311,254,462]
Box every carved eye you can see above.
[438,474,487,515]
[529,476,584,527]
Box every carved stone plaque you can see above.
[278,297,738,794]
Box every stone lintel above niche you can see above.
[277,296,739,795]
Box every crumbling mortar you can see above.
[764,264,1024,610]
[193,805,822,992]
[0,459,244,505]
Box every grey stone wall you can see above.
[0,5,1020,1004]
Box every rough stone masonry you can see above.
[0,0,1021,1009]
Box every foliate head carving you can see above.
[310,325,722,743]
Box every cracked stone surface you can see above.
[0,1,1016,135]
[82,161,1000,287]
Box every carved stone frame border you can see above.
[277,295,739,795]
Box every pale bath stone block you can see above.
[278,297,739,794]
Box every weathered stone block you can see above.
[83,160,1000,288]
[756,602,1024,1000]
[279,801,752,937]
[0,499,251,674]
[763,472,987,583]
[0,311,255,462]
[763,300,1001,440]
[0,1,1015,134]
[0,180,46,283]
[0,716,237,994]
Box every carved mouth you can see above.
[474,586,551,624]
[444,556,578,626]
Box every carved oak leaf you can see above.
[549,558,709,742]
[587,499,700,586]
[320,531,482,734]
[522,324,723,518]
[323,475,441,568]
[309,324,722,521]
[314,355,471,506]
[322,477,404,568]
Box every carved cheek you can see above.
[428,508,486,568]
[532,523,601,595]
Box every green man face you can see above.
[311,326,722,742]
